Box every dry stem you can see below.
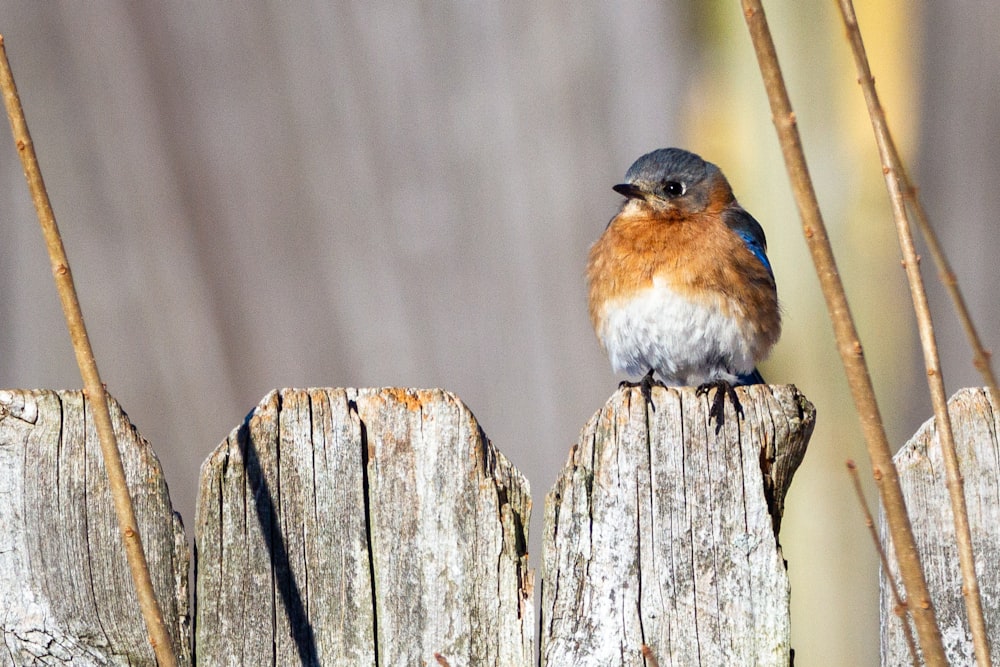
[898,168,1000,397]
[834,2,992,663]
[0,35,180,667]
[737,2,947,663]
[846,461,919,667]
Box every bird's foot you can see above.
[619,370,664,410]
[696,380,743,434]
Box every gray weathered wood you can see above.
[881,387,1000,666]
[540,384,815,666]
[0,389,190,666]
[195,387,533,666]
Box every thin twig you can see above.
[898,166,1000,397]
[737,2,947,664]
[0,35,180,667]
[846,461,919,667]
[834,3,993,664]
[838,13,1000,399]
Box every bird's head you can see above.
[613,147,733,215]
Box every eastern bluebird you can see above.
[587,147,781,429]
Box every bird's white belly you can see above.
[598,282,758,386]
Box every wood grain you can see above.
[881,387,1000,666]
[195,387,533,666]
[540,384,814,666]
[0,389,190,666]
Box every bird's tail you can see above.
[737,368,766,385]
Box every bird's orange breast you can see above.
[587,207,780,351]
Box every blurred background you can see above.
[2,1,998,664]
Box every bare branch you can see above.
[0,34,180,667]
[833,3,993,664]
[846,461,919,667]
[736,3,947,663]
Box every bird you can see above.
[587,147,781,430]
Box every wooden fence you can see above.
[0,383,992,665]
[880,388,1000,666]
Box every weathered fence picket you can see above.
[540,385,814,666]
[1,384,821,666]
[881,387,1000,666]
[0,389,189,666]
[195,388,533,666]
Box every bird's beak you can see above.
[613,183,646,200]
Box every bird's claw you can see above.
[696,380,743,434]
[620,370,663,411]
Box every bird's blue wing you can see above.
[726,207,774,389]
[724,206,773,278]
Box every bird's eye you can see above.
[662,180,685,197]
